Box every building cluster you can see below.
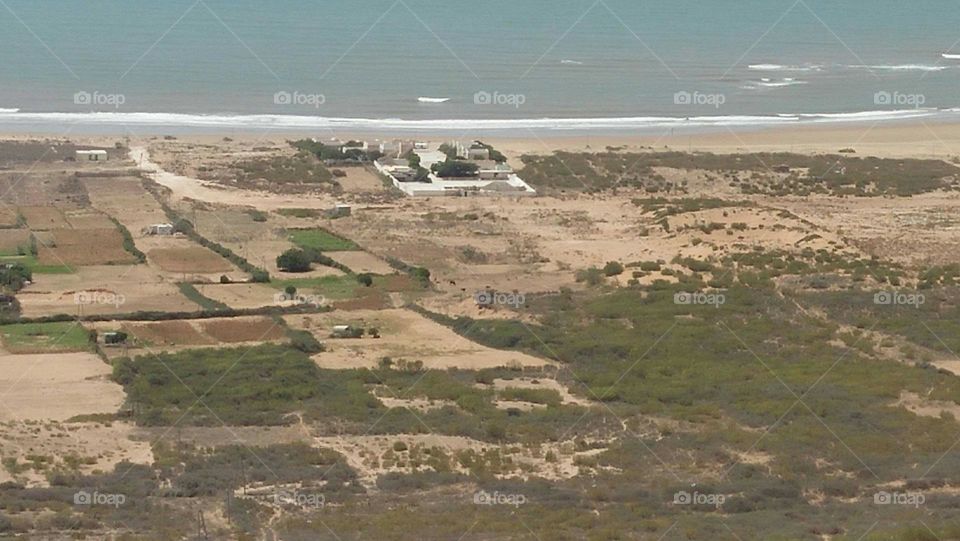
[372,140,536,197]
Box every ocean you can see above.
[0,0,958,134]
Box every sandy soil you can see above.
[285,309,553,370]
[0,352,123,422]
[0,421,153,487]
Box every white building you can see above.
[76,150,108,161]
[144,223,174,236]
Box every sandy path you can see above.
[130,146,336,210]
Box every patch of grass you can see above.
[0,321,91,353]
[176,283,230,311]
[0,255,73,274]
[289,228,359,251]
[270,274,362,300]
[277,208,324,218]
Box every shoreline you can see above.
[4,117,960,161]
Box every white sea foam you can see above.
[748,64,822,72]
[850,64,948,72]
[0,108,19,113]
[941,53,960,59]
[417,97,450,103]
[0,109,951,132]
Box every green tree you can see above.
[276,249,312,273]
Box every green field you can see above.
[0,321,90,353]
[0,254,73,274]
[289,228,359,251]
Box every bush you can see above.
[356,273,374,287]
[276,249,313,273]
[288,329,324,353]
[603,261,624,276]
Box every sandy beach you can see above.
[6,118,960,161]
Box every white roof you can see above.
[76,149,107,155]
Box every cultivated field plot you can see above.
[63,208,117,229]
[0,208,18,228]
[0,321,91,353]
[0,170,90,208]
[37,227,136,266]
[0,352,123,421]
[148,245,234,273]
[327,250,394,274]
[285,308,552,369]
[115,320,216,347]
[0,229,29,254]
[193,282,282,309]
[289,227,359,251]
[18,205,70,230]
[18,265,199,317]
[199,316,286,343]
[80,175,170,233]
[91,316,287,353]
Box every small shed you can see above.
[145,223,175,236]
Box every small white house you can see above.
[144,223,174,236]
[76,149,108,162]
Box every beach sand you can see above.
[5,119,959,161]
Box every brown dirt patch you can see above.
[121,320,215,347]
[194,283,282,309]
[37,228,136,266]
[328,251,395,274]
[199,316,286,343]
[0,208,19,227]
[148,246,234,273]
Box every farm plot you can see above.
[0,351,123,421]
[80,175,169,234]
[0,229,30,255]
[326,250,394,274]
[118,320,216,347]
[148,245,235,273]
[199,316,286,343]
[37,228,136,266]
[193,283,282,309]
[18,206,70,230]
[0,321,91,353]
[17,265,200,317]
[0,207,19,227]
[284,308,553,370]
[289,228,359,251]
[63,208,117,229]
